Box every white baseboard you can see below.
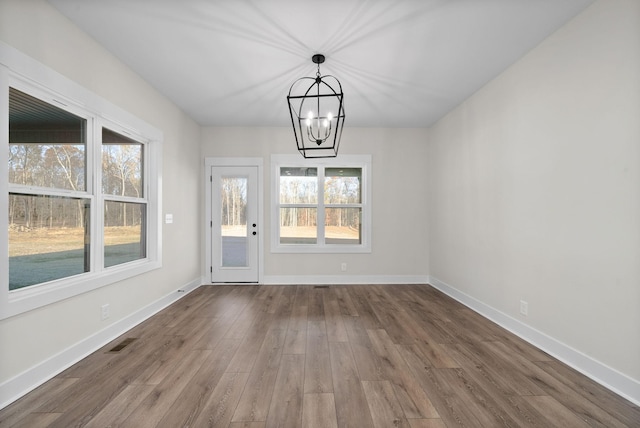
[0,278,202,410]
[262,274,430,285]
[428,276,640,406]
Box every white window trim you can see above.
[0,42,162,320]
[271,154,372,254]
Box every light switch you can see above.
[165,213,173,224]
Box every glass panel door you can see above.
[211,166,259,283]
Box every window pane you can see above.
[221,177,248,267]
[102,128,144,198]
[325,168,361,204]
[280,167,317,204]
[326,207,361,244]
[104,201,146,267]
[8,194,90,290]
[9,88,86,191]
[280,207,317,244]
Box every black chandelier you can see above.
[287,54,345,158]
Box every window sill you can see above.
[2,259,161,320]
[271,244,371,254]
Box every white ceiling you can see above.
[49,0,593,128]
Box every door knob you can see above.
[252,231,257,235]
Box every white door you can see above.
[210,166,259,283]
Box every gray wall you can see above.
[201,126,430,282]
[428,0,640,388]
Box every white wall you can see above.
[427,0,640,401]
[0,0,202,402]
[201,126,429,282]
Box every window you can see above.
[1,48,161,319]
[102,129,146,268]
[271,154,371,253]
[8,88,91,290]
[7,89,153,286]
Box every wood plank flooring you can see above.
[1,284,638,427]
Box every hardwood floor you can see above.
[1,284,638,427]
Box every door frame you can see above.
[204,157,263,284]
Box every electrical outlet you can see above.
[341,262,347,272]
[519,300,528,316]
[101,304,110,321]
